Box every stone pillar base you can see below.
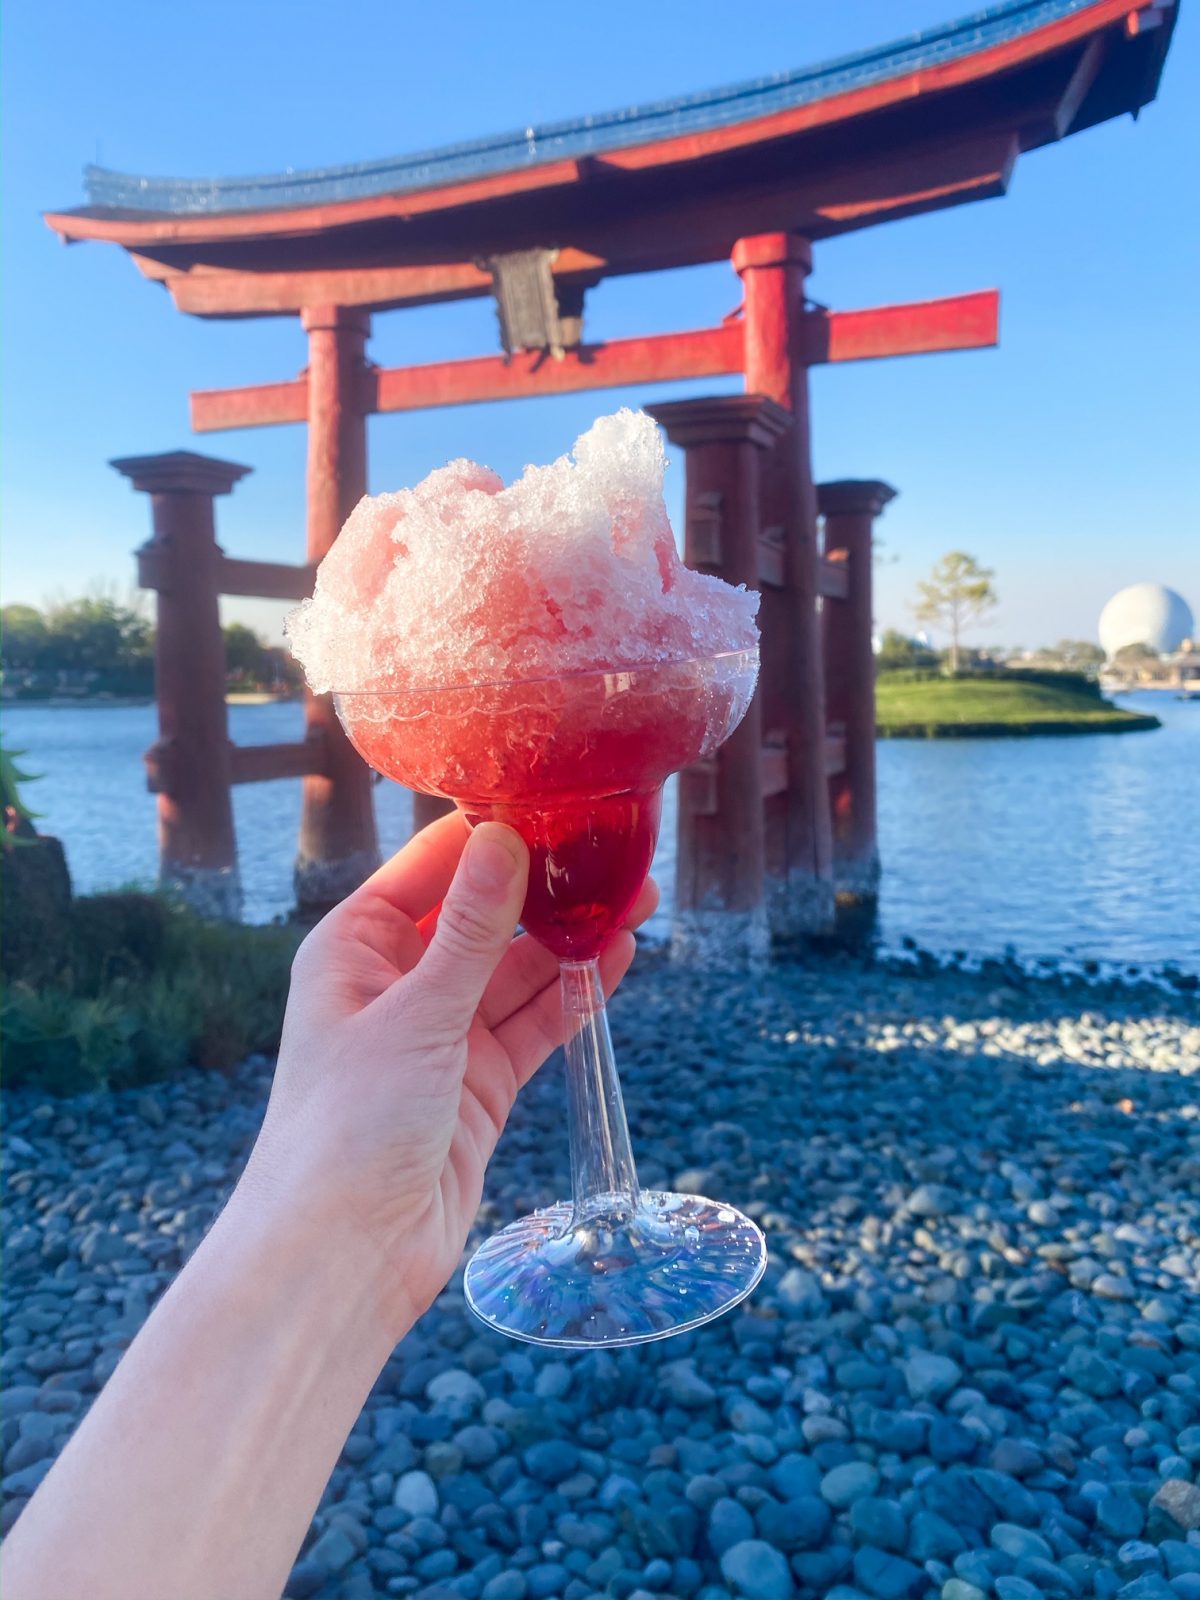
[162,862,243,923]
[766,871,836,942]
[833,851,881,904]
[670,907,770,969]
[294,846,380,915]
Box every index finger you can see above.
[337,809,469,929]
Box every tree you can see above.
[913,552,998,674]
[41,597,153,681]
[1,605,49,670]
[1053,639,1106,670]
[1113,642,1158,667]
[223,623,268,684]
[875,628,939,672]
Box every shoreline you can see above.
[877,714,1160,738]
[2,693,300,710]
[632,937,1200,1004]
[1,696,155,710]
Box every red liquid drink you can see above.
[335,654,753,961]
[464,789,662,961]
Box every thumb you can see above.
[415,822,529,1033]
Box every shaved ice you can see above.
[285,409,758,694]
[286,411,760,955]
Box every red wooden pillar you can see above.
[113,450,249,920]
[297,305,380,909]
[733,233,835,939]
[819,480,896,901]
[647,395,790,961]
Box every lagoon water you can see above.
[5,691,1196,972]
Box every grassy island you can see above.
[876,669,1160,738]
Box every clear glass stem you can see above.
[560,958,640,1226]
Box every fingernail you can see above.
[464,825,522,894]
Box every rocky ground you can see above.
[2,951,1199,1600]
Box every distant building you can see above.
[1098,584,1194,660]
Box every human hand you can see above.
[242,814,657,1337]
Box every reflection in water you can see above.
[6,692,1196,972]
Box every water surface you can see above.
[5,691,1195,972]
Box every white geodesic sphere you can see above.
[1098,584,1194,659]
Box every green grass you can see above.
[876,670,1161,739]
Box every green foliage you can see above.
[3,598,300,697]
[2,988,134,1096]
[1,605,48,668]
[2,892,300,1095]
[40,597,153,678]
[1,735,42,837]
[66,893,176,988]
[1113,641,1160,664]
[2,596,154,694]
[875,629,939,672]
[223,622,269,685]
[875,668,944,685]
[220,625,303,694]
[1052,639,1106,669]
[912,551,998,674]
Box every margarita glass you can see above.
[334,648,766,1347]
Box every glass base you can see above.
[463,1191,767,1348]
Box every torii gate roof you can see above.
[44,0,1176,319]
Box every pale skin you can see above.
[2,815,657,1600]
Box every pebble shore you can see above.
[2,950,1198,1600]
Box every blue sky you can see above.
[2,0,1197,651]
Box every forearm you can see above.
[2,1174,401,1600]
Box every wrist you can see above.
[223,1155,418,1353]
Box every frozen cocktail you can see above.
[287,411,766,1345]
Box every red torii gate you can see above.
[45,0,1175,934]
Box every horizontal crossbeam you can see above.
[192,324,743,432]
[218,556,314,602]
[683,735,846,814]
[191,290,999,433]
[192,377,310,433]
[808,290,999,364]
[138,547,314,602]
[145,736,326,793]
[372,325,744,413]
[229,738,326,786]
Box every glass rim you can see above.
[328,646,758,698]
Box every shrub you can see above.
[1,891,300,1095]
[876,666,1102,699]
[2,987,134,1095]
[65,892,175,989]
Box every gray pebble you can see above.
[707,1498,755,1556]
[852,1545,925,1599]
[718,1540,792,1600]
[822,1462,881,1509]
[394,1471,439,1519]
[904,1353,962,1405]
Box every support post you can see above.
[647,395,791,963]
[733,233,835,939]
[819,479,896,901]
[113,450,249,920]
[298,305,380,910]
